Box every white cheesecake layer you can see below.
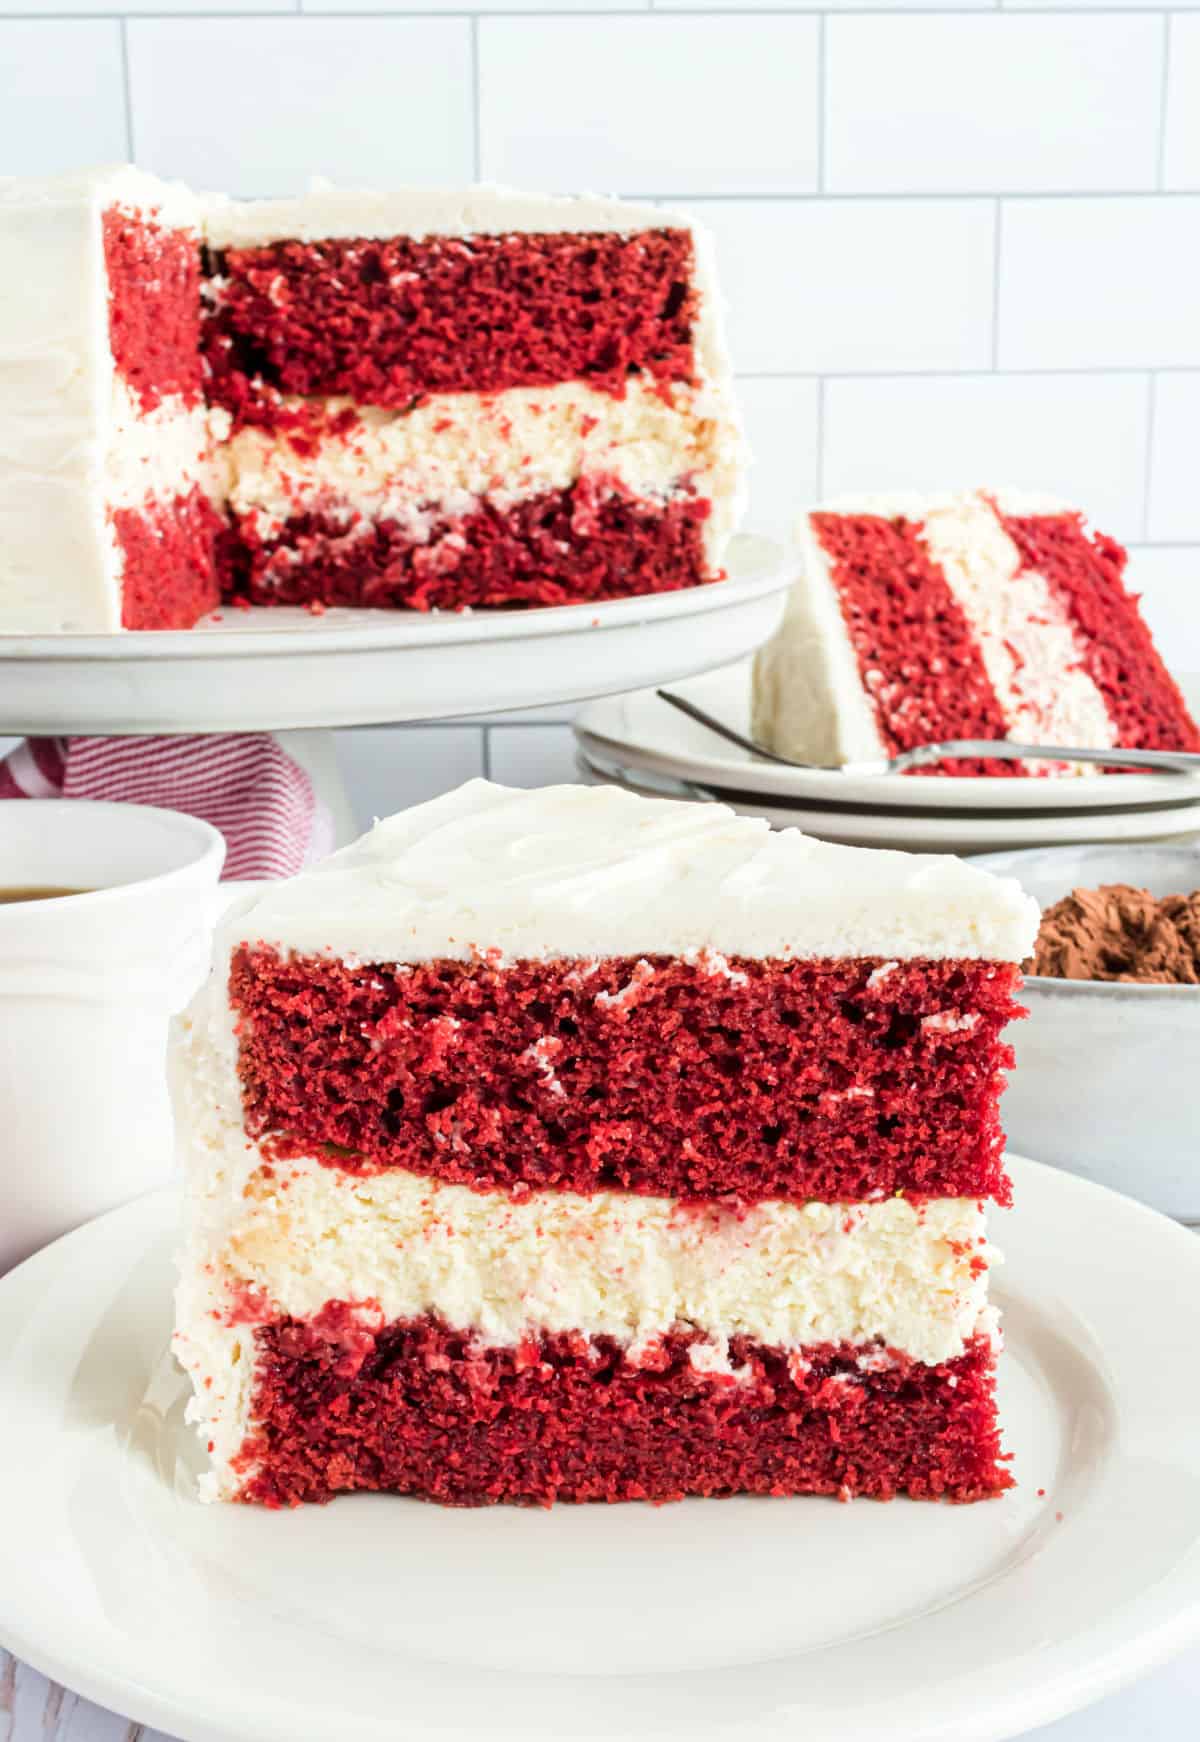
[212,778,1039,967]
[226,377,741,569]
[192,1157,996,1362]
[920,495,1113,775]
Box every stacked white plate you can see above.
[575,663,1200,853]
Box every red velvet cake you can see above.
[752,489,1200,774]
[173,780,1038,1509]
[0,171,745,631]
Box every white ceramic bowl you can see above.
[973,843,1200,1222]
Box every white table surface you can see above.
[4,1641,1200,1739]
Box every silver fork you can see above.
[655,690,1200,778]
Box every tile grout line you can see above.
[990,199,1003,370]
[118,16,135,160]
[1156,11,1172,190]
[480,725,493,779]
[4,7,1200,19]
[815,11,826,195]
[732,365,1200,381]
[2,6,1198,16]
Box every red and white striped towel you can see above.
[0,735,334,880]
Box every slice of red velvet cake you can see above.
[752,490,1200,774]
[0,168,225,631]
[0,170,745,629]
[173,780,1038,1509]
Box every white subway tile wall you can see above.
[824,15,1164,194]
[0,1,1194,765]
[480,17,820,193]
[821,373,1151,535]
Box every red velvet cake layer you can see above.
[111,486,223,629]
[223,479,712,611]
[232,949,1021,1203]
[103,206,204,412]
[204,229,698,421]
[233,1314,1008,1508]
[998,509,1200,754]
[811,513,1019,777]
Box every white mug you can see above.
[0,800,225,1272]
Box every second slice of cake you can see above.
[752,490,1200,773]
[174,781,1038,1507]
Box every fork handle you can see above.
[886,741,1200,775]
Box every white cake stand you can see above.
[0,536,789,735]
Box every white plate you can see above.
[577,751,1200,853]
[1,1158,1199,1742]
[575,663,1200,815]
[0,538,790,735]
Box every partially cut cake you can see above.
[752,490,1200,774]
[173,780,1038,1508]
[0,169,745,631]
[205,188,743,612]
[0,169,225,631]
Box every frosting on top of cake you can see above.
[203,181,673,250]
[222,779,1040,964]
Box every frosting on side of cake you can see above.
[751,514,888,766]
[214,780,1039,967]
[0,167,205,632]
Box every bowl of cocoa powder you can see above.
[973,844,1200,1221]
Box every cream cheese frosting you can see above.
[202,182,671,250]
[0,166,204,632]
[214,779,1039,967]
